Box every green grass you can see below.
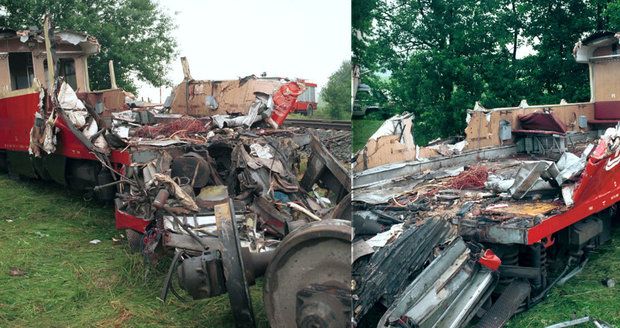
[2,171,620,328]
[352,119,383,153]
[507,228,620,327]
[0,174,268,328]
[288,111,332,120]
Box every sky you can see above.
[137,0,351,103]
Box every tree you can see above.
[322,60,352,120]
[353,0,615,144]
[0,0,177,93]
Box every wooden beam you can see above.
[108,60,117,89]
[43,15,55,91]
[181,56,192,80]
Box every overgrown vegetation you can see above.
[0,0,177,93]
[321,60,352,120]
[0,175,268,327]
[353,0,620,144]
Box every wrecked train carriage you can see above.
[111,121,352,327]
[352,31,620,327]
[0,26,127,197]
[165,57,308,128]
[108,115,352,328]
[0,22,352,327]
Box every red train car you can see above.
[292,80,317,116]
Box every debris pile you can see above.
[300,128,351,163]
[28,69,353,325]
[352,114,620,327]
[446,165,489,190]
[133,117,210,139]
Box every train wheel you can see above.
[264,219,351,328]
[307,105,314,117]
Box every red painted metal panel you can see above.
[0,92,40,152]
[115,209,150,233]
[270,82,305,125]
[527,149,620,244]
[110,150,131,166]
[0,92,115,163]
[53,115,98,160]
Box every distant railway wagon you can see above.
[293,80,317,116]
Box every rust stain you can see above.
[483,202,559,217]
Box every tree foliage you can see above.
[322,60,352,119]
[353,0,618,144]
[0,0,177,93]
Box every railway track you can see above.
[283,118,352,131]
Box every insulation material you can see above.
[65,110,88,129]
[424,140,467,157]
[485,175,515,192]
[58,82,86,110]
[365,223,404,248]
[42,116,56,154]
[28,112,44,157]
[83,120,109,154]
[57,31,87,45]
[250,143,274,159]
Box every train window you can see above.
[299,86,316,102]
[44,58,78,90]
[309,86,316,102]
[59,58,77,90]
[9,52,34,90]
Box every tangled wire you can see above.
[446,166,489,190]
[134,117,210,139]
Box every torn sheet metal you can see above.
[301,135,351,212]
[352,166,463,204]
[377,238,496,328]
[211,92,272,128]
[353,218,452,320]
[509,161,556,199]
[352,239,375,262]
[555,145,593,185]
[353,113,416,171]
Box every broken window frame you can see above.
[44,57,78,91]
[8,52,35,90]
